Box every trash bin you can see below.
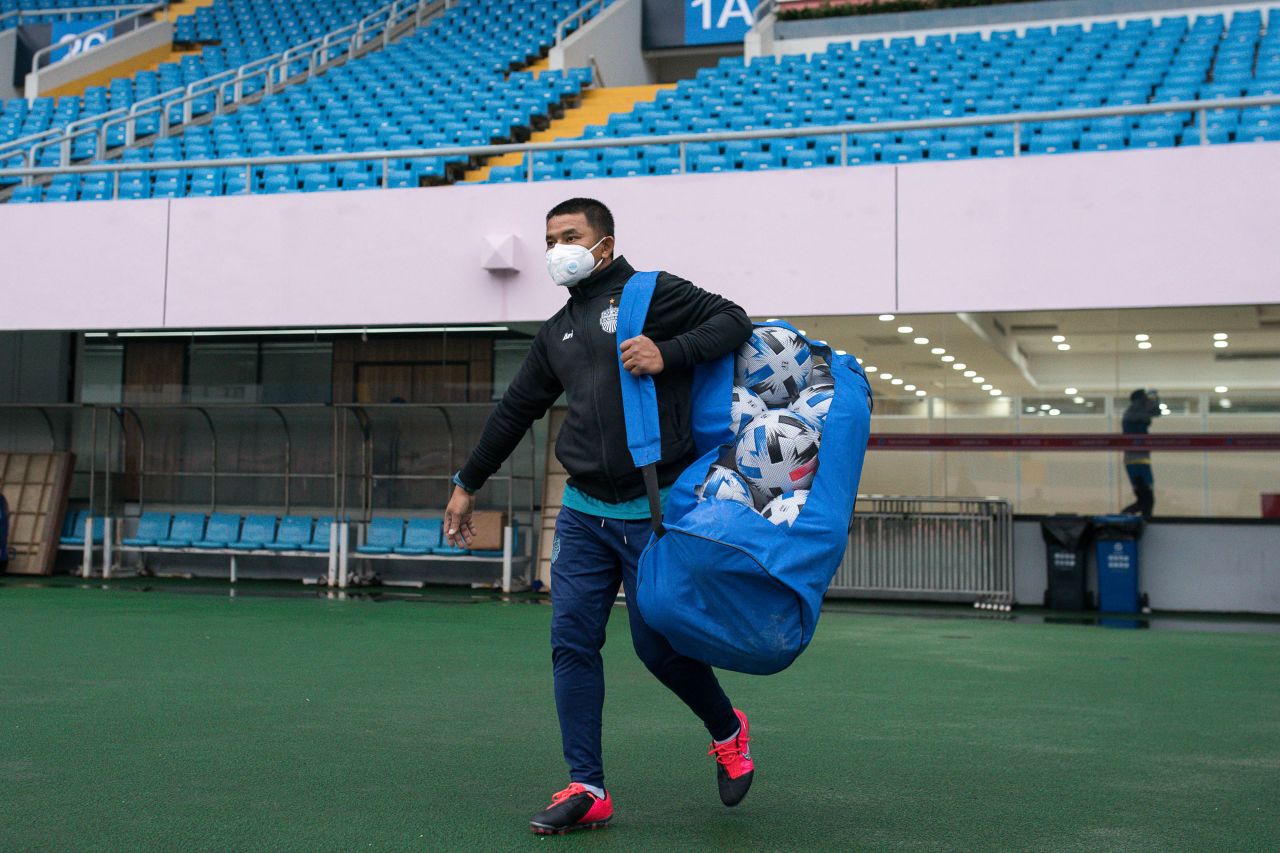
[1093,514,1145,613]
[1041,514,1092,610]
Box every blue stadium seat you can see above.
[395,519,442,555]
[192,513,242,549]
[157,513,206,548]
[357,518,404,555]
[264,516,314,551]
[123,513,171,547]
[301,517,334,553]
[609,159,645,177]
[231,515,277,550]
[60,511,105,546]
[692,154,729,173]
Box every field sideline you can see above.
[1,582,1277,851]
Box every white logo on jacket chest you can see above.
[599,304,619,334]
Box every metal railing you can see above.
[831,496,1014,606]
[0,0,442,169]
[555,0,606,46]
[1,94,1276,194]
[0,3,153,27]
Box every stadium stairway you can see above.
[463,82,674,182]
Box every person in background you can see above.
[1121,388,1161,518]
[443,197,756,835]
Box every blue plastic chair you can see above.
[609,159,645,177]
[1129,126,1177,148]
[231,515,276,550]
[302,517,334,553]
[395,519,442,555]
[192,513,242,549]
[357,518,404,555]
[880,143,922,162]
[157,513,206,548]
[123,513,171,547]
[60,512,104,546]
[265,516,314,551]
[692,154,729,173]
[488,165,524,183]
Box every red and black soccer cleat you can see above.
[529,783,613,835]
[709,708,755,807]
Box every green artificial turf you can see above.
[1,582,1277,851]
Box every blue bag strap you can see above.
[616,270,665,536]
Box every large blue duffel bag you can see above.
[616,271,873,675]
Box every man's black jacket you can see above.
[458,256,753,504]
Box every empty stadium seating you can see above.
[3,0,596,200]
[1,0,387,164]
[4,6,1279,201]
[506,8,1280,181]
[108,510,514,559]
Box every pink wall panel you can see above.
[896,143,1280,314]
[162,167,898,328]
[3,143,1277,333]
[0,198,169,330]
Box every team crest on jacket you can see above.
[599,303,619,334]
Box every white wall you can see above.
[549,0,652,87]
[26,19,172,98]
[0,29,20,100]
[1013,518,1280,614]
[1,142,1278,331]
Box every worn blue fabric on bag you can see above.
[615,271,873,675]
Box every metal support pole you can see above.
[338,522,350,588]
[501,525,513,594]
[678,141,686,173]
[1012,121,1021,157]
[103,518,114,578]
[1199,108,1208,145]
[81,518,92,579]
[230,554,237,584]
[327,521,339,587]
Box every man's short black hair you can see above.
[547,197,615,237]
[1130,388,1148,402]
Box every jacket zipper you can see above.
[579,296,621,503]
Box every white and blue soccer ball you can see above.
[697,465,756,508]
[762,490,810,527]
[790,384,835,429]
[734,326,812,407]
[735,410,821,500]
[730,385,767,435]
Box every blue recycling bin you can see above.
[1093,515,1144,613]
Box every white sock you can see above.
[713,727,740,746]
[576,783,605,799]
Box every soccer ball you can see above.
[762,490,810,527]
[730,386,767,435]
[735,326,812,406]
[790,384,835,428]
[697,465,755,508]
[735,411,821,500]
[807,361,834,390]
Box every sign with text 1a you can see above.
[684,0,754,45]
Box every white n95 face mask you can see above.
[546,237,606,287]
